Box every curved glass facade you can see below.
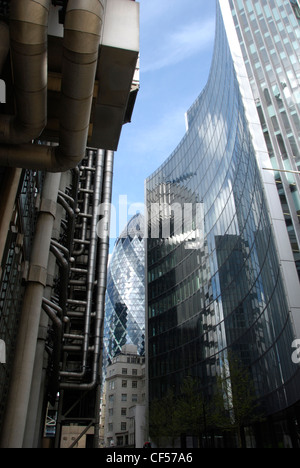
[146,2,300,417]
[104,214,145,366]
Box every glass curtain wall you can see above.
[146,1,300,419]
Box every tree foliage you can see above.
[174,376,205,439]
[210,352,262,447]
[149,377,206,447]
[149,354,263,448]
[149,388,180,447]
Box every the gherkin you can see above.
[103,213,145,367]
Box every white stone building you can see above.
[103,344,146,448]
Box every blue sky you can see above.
[109,0,217,247]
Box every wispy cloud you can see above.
[143,18,215,73]
[130,107,187,169]
[140,0,173,25]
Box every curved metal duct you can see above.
[0,0,104,172]
[0,0,50,144]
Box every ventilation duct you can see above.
[0,0,49,145]
[0,0,104,172]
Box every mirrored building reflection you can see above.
[146,0,300,447]
[104,214,145,367]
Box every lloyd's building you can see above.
[0,0,139,448]
[146,0,300,447]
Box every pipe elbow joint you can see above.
[0,116,46,145]
[52,147,85,173]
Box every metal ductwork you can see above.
[0,0,49,145]
[59,150,114,391]
[0,0,104,172]
[0,0,139,447]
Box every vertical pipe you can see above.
[23,168,75,448]
[0,172,61,449]
[22,252,57,448]
[82,150,105,372]
[55,151,114,448]
[59,151,114,391]
[93,150,114,447]
[60,150,105,381]
[73,152,94,256]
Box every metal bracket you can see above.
[39,198,57,218]
[27,264,48,287]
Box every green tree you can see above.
[149,388,180,447]
[210,352,262,448]
[174,376,207,447]
[149,377,209,448]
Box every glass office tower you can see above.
[104,213,145,366]
[146,0,300,446]
[229,0,300,279]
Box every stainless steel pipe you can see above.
[60,150,114,391]
[60,149,105,382]
[0,0,104,172]
[0,0,50,144]
[0,172,61,449]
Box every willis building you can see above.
[0,0,139,448]
[146,0,300,447]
